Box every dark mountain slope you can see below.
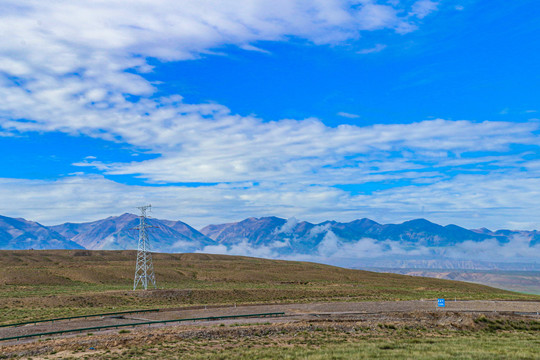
[0,215,83,250]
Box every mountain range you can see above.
[0,215,84,250]
[50,213,214,252]
[200,216,519,249]
[1,214,539,270]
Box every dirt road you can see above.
[1,299,538,343]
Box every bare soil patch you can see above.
[1,306,538,359]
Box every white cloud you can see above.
[1,0,539,239]
[0,1,434,141]
[239,44,271,54]
[0,1,416,124]
[410,0,439,19]
[171,239,199,251]
[198,230,540,268]
[443,234,540,262]
[274,217,299,235]
[199,239,279,259]
[0,2,467,189]
[356,43,387,54]
[317,231,341,256]
[307,223,330,237]
[337,111,361,118]
[1,164,540,232]
[0,1,448,190]
[73,118,539,185]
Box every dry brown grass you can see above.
[1,312,539,359]
[0,250,536,323]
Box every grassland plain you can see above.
[1,313,539,359]
[0,250,537,325]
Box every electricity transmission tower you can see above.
[133,205,157,290]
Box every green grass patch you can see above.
[45,327,540,359]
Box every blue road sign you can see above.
[437,298,445,307]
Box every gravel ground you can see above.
[1,309,538,359]
[1,300,538,345]
[140,299,540,320]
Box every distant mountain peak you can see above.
[471,227,493,234]
[351,218,379,224]
[403,218,437,226]
[50,213,214,252]
[0,215,84,250]
[241,216,284,223]
[1,214,538,270]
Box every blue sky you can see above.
[0,0,539,230]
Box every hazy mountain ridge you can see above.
[201,216,289,245]
[51,213,214,252]
[0,214,538,271]
[355,259,540,271]
[0,215,84,250]
[200,216,508,249]
[199,216,539,269]
[365,268,540,294]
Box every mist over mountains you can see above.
[1,214,539,271]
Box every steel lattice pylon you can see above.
[133,205,157,290]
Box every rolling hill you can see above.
[0,249,535,324]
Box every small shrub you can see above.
[475,316,489,323]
